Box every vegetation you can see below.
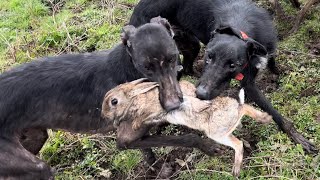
[0,0,319,179]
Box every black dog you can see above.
[129,0,317,153]
[1,17,221,179]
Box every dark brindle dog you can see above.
[0,18,220,179]
[129,0,317,153]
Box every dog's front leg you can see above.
[20,128,49,155]
[242,81,318,153]
[0,137,54,179]
[116,121,222,166]
[118,133,222,157]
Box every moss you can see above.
[112,150,142,174]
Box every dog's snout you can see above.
[158,73,183,111]
[177,89,184,103]
[163,98,181,111]
[196,85,210,100]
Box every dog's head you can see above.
[102,78,159,126]
[196,26,268,100]
[121,16,183,111]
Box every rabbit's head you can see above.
[102,78,159,127]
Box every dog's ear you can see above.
[210,30,217,39]
[215,26,242,38]
[121,25,136,47]
[246,39,268,69]
[150,16,174,37]
[246,39,268,57]
[216,26,268,57]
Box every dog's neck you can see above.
[107,44,144,82]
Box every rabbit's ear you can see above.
[111,78,149,96]
[129,78,149,85]
[130,82,159,97]
[104,86,120,99]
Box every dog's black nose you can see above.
[179,96,184,103]
[163,99,181,111]
[196,85,210,100]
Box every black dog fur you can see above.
[129,0,317,153]
[0,18,221,179]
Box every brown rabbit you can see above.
[102,78,272,176]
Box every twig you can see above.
[244,163,281,168]
[176,168,233,177]
[278,49,320,58]
[269,0,287,19]
[131,152,168,179]
[249,175,292,180]
[155,155,169,180]
[289,0,320,34]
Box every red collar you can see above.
[240,31,249,40]
[234,73,244,81]
[234,31,249,81]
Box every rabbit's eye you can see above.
[111,98,118,106]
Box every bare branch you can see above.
[289,0,320,34]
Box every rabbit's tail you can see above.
[239,88,245,105]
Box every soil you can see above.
[192,48,205,78]
[307,40,320,55]
[300,87,318,98]
[316,113,320,124]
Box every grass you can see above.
[0,0,319,179]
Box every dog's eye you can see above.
[206,54,214,64]
[169,58,175,63]
[168,54,178,63]
[230,63,236,68]
[111,98,118,106]
[144,64,153,71]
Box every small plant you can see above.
[112,150,142,174]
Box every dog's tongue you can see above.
[235,73,244,81]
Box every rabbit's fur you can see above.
[102,78,272,176]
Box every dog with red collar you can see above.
[129,0,317,153]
